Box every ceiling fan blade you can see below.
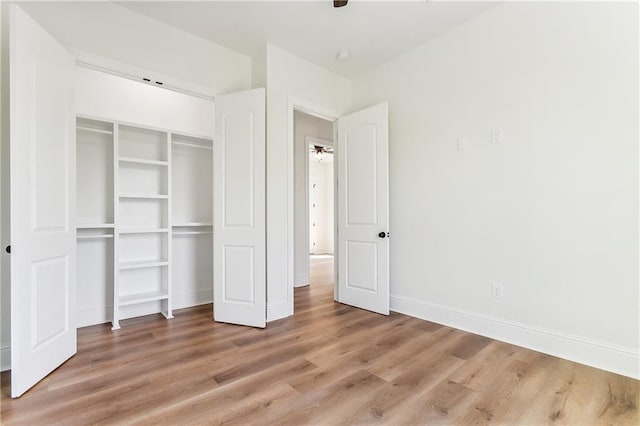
[334,0,348,8]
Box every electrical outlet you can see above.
[491,282,504,299]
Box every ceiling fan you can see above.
[310,145,334,162]
[334,1,348,8]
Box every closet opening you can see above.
[74,66,215,330]
[293,110,335,298]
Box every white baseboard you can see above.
[117,302,164,321]
[77,307,111,328]
[76,303,164,326]
[294,272,309,288]
[76,291,215,328]
[1,344,10,372]
[390,294,639,379]
[173,291,212,310]
[267,301,289,322]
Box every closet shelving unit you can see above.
[114,124,173,329]
[76,115,213,330]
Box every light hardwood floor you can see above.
[1,256,638,425]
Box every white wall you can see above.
[293,111,333,286]
[266,44,351,320]
[352,2,639,378]
[18,2,251,95]
[251,45,267,89]
[309,156,334,255]
[77,67,214,137]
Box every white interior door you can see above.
[337,102,389,315]
[10,5,77,397]
[213,88,266,328]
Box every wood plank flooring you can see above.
[1,255,638,425]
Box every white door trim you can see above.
[286,97,338,317]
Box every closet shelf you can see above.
[119,194,169,200]
[77,223,115,229]
[118,291,169,306]
[119,157,168,166]
[119,260,168,270]
[173,231,213,236]
[172,223,212,227]
[171,140,213,150]
[77,126,113,135]
[77,234,114,240]
[119,228,169,234]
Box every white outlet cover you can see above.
[492,282,504,299]
[457,138,469,152]
[491,129,503,144]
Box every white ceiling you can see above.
[117,1,498,78]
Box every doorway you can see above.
[287,99,389,319]
[293,110,335,292]
[308,140,334,289]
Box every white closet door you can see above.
[9,5,77,397]
[213,88,266,328]
[337,102,389,315]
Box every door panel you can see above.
[346,124,378,225]
[337,102,389,315]
[10,5,76,397]
[213,88,266,328]
[222,111,254,227]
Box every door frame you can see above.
[287,97,339,315]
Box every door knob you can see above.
[378,232,388,239]
[5,245,10,254]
